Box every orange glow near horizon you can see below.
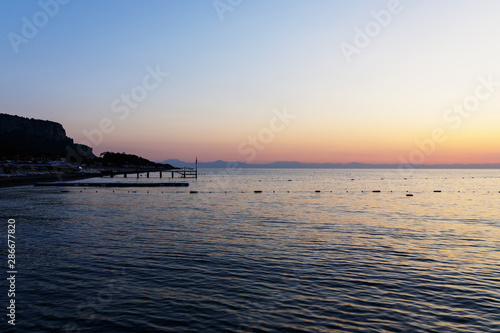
[91,125,500,165]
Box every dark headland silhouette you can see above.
[0,113,95,160]
[0,113,172,167]
[0,114,173,187]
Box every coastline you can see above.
[0,173,100,188]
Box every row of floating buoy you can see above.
[60,189,500,195]
[185,190,499,194]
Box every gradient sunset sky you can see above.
[1,1,500,164]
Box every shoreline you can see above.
[0,173,101,188]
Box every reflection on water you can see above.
[1,169,500,332]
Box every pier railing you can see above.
[170,168,197,178]
[100,166,197,179]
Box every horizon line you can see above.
[161,159,500,167]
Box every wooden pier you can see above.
[170,168,197,178]
[100,166,197,179]
[34,181,189,187]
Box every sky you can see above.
[1,0,500,164]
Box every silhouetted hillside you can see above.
[0,113,95,159]
[98,152,173,168]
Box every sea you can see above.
[1,168,499,332]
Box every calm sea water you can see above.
[1,168,500,332]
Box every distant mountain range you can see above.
[162,159,500,169]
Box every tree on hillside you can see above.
[98,152,158,166]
